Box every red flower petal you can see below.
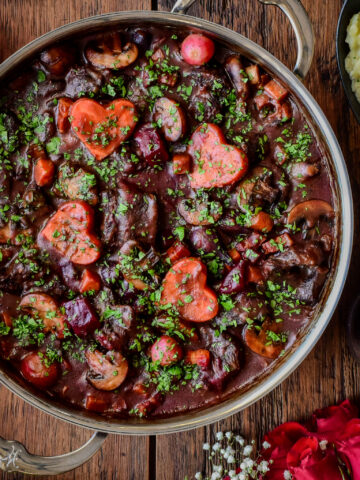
[336,421,360,480]
[308,399,358,441]
[286,437,320,468]
[290,447,344,480]
[261,422,309,459]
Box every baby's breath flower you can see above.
[258,460,270,473]
[239,473,246,480]
[235,435,245,446]
[284,470,292,480]
[319,440,328,451]
[212,442,221,452]
[227,454,235,464]
[203,442,210,451]
[216,431,224,441]
[213,465,223,474]
[243,445,253,456]
[225,431,234,440]
[210,472,221,480]
[195,473,203,480]
[262,440,271,450]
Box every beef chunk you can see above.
[293,266,329,304]
[101,181,158,249]
[94,305,136,351]
[64,66,103,98]
[199,327,241,390]
[263,242,325,276]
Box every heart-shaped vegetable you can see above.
[188,123,248,189]
[70,98,138,161]
[160,257,218,322]
[40,201,101,265]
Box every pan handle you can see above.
[0,431,107,475]
[259,0,314,80]
[171,0,314,80]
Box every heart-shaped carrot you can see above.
[160,257,218,322]
[188,123,248,189]
[70,98,138,161]
[40,201,101,265]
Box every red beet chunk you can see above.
[133,123,169,166]
[219,260,248,295]
[20,352,60,389]
[63,297,100,338]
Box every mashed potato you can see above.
[346,13,360,102]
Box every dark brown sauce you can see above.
[0,25,337,419]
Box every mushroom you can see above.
[118,240,160,290]
[287,200,334,228]
[178,199,222,226]
[85,349,128,391]
[290,162,319,182]
[243,322,285,359]
[224,55,249,99]
[20,293,66,338]
[153,97,186,142]
[86,34,138,69]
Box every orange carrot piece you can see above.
[173,153,191,174]
[34,158,55,187]
[57,97,73,133]
[79,269,102,293]
[264,79,289,103]
[250,212,274,233]
[185,349,210,369]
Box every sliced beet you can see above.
[63,297,100,338]
[219,260,248,295]
[133,123,169,166]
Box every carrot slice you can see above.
[264,79,289,103]
[247,265,264,284]
[173,153,191,174]
[245,64,260,85]
[188,123,248,189]
[41,201,101,265]
[79,269,102,293]
[70,98,138,161]
[250,211,274,233]
[160,257,218,322]
[57,97,73,134]
[185,349,210,369]
[166,241,191,264]
[34,158,55,187]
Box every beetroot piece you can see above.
[150,335,183,366]
[219,260,248,295]
[133,123,169,166]
[63,297,100,338]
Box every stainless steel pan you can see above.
[0,0,353,475]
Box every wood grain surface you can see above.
[0,1,359,479]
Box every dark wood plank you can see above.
[0,3,152,479]
[156,1,360,478]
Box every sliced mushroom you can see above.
[236,166,277,211]
[224,55,249,99]
[118,240,160,290]
[85,349,128,391]
[287,200,334,228]
[20,293,66,338]
[153,97,186,142]
[178,199,222,226]
[290,162,319,182]
[86,34,138,69]
[244,322,285,359]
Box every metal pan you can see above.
[0,0,353,475]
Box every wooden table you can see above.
[0,0,359,478]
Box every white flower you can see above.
[227,454,235,464]
[243,457,254,469]
[213,465,223,474]
[195,473,203,480]
[212,442,221,452]
[225,431,234,440]
[228,470,236,477]
[319,440,328,451]
[235,435,245,446]
[243,445,253,456]
[284,470,292,480]
[257,460,270,473]
[240,462,246,470]
[203,443,210,451]
[262,440,271,450]
[239,473,246,480]
[210,473,221,480]
[216,431,224,441]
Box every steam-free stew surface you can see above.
[0,26,336,418]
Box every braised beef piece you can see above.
[64,66,103,98]
[263,242,325,275]
[100,181,158,249]
[199,327,241,390]
[94,305,136,351]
